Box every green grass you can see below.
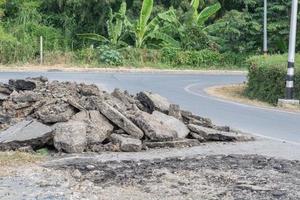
[247,54,300,69]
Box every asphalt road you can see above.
[1,71,300,144]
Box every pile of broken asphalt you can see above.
[0,77,253,154]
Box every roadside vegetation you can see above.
[206,84,300,112]
[245,54,300,105]
[206,54,300,107]
[0,0,297,69]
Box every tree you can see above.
[0,0,4,18]
[208,0,295,53]
[124,0,179,48]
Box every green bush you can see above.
[98,45,123,66]
[161,48,245,68]
[75,47,98,64]
[71,47,248,69]
[222,52,248,66]
[180,26,212,51]
[0,27,19,63]
[161,48,220,67]
[245,54,300,105]
[121,48,161,66]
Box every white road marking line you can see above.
[184,82,300,146]
[184,82,300,115]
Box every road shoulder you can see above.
[0,65,247,75]
[205,84,300,113]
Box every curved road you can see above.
[1,71,300,144]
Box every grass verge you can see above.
[206,84,300,113]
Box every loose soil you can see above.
[0,154,299,200]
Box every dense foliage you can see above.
[245,55,300,104]
[0,0,298,66]
[211,0,297,54]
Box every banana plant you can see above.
[155,1,221,49]
[78,2,127,48]
[189,0,221,26]
[125,0,179,48]
[135,0,153,48]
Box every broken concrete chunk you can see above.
[79,83,101,96]
[72,110,114,145]
[78,96,99,110]
[168,104,182,120]
[0,113,11,125]
[136,91,170,113]
[95,101,144,139]
[11,91,40,103]
[0,93,9,101]
[181,110,213,127]
[35,101,76,124]
[2,100,35,119]
[214,125,231,132]
[0,120,53,150]
[188,124,252,142]
[104,94,128,114]
[129,111,178,141]
[54,121,87,153]
[88,110,114,138]
[152,111,189,139]
[110,134,142,152]
[144,139,200,149]
[111,89,136,107]
[0,83,13,95]
[65,98,85,111]
[47,81,79,99]
[8,77,46,91]
[189,132,206,142]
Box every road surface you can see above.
[1,71,299,144]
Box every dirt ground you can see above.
[0,153,299,200]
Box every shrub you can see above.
[121,48,161,66]
[245,54,300,105]
[161,48,240,68]
[75,47,98,64]
[71,47,247,69]
[0,28,19,63]
[44,51,75,65]
[97,45,123,66]
[180,26,212,51]
[222,52,248,67]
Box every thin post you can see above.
[263,0,268,55]
[40,36,43,65]
[286,0,298,99]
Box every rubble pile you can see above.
[0,77,253,153]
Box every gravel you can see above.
[0,153,299,200]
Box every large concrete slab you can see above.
[0,120,53,150]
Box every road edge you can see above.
[205,84,300,114]
[0,66,247,75]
